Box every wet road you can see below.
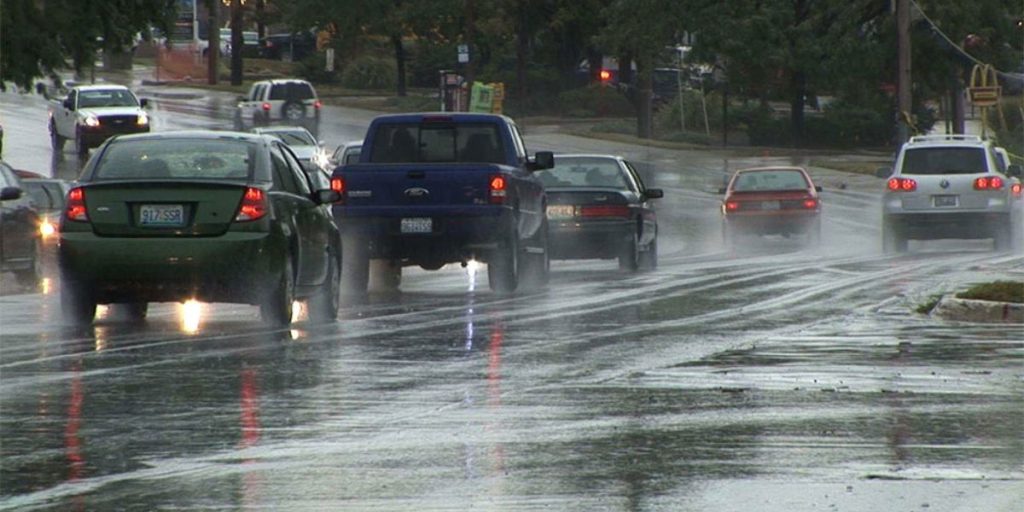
[1,85,1023,511]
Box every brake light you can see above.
[579,205,630,218]
[313,100,322,109]
[973,176,1004,190]
[330,177,346,204]
[235,187,267,221]
[65,188,88,222]
[1013,183,1022,197]
[261,102,271,112]
[887,177,917,192]
[724,200,740,212]
[489,175,507,204]
[802,198,819,209]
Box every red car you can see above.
[720,166,822,247]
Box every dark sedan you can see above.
[1,161,41,288]
[537,154,662,271]
[720,166,823,247]
[58,131,342,326]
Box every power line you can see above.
[909,0,1013,75]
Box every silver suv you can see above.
[877,134,1023,252]
[234,79,321,136]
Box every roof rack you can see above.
[908,134,983,143]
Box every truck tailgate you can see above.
[336,163,510,211]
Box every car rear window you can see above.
[732,170,809,191]
[263,129,316,146]
[93,139,254,181]
[538,157,627,188]
[901,147,987,175]
[268,82,315,101]
[368,122,505,164]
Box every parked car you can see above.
[875,134,1023,252]
[536,154,661,271]
[0,160,41,287]
[234,79,321,136]
[258,31,316,61]
[720,166,823,247]
[330,141,362,168]
[58,131,342,326]
[252,126,330,189]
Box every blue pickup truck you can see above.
[330,113,554,294]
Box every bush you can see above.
[590,119,636,135]
[341,56,397,90]
[296,53,339,84]
[558,84,634,117]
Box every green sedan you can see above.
[59,130,342,326]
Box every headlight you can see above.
[84,114,100,128]
[137,112,149,126]
[39,220,57,239]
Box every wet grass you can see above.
[956,281,1024,304]
[916,294,943,314]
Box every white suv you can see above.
[234,79,321,136]
[877,134,1023,252]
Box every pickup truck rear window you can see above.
[368,123,505,164]
[901,147,987,175]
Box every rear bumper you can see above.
[549,219,633,259]
[884,212,1010,240]
[724,211,819,235]
[59,232,282,304]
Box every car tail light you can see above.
[330,177,345,203]
[579,205,630,218]
[65,187,88,222]
[313,100,322,109]
[235,187,268,222]
[803,198,819,209]
[724,200,740,212]
[1013,183,1022,197]
[489,175,507,204]
[887,177,917,192]
[973,176,1004,190]
[261,102,271,112]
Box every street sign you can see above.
[457,44,469,64]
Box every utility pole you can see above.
[208,0,219,85]
[896,0,911,144]
[231,0,243,86]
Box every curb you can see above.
[931,296,1024,323]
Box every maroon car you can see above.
[720,166,822,247]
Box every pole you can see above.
[896,0,912,144]
[230,0,243,86]
[208,0,219,85]
[676,52,685,132]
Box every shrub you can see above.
[558,84,634,117]
[590,119,636,135]
[341,56,397,90]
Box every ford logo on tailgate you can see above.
[404,187,430,198]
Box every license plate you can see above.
[761,201,780,211]
[400,217,432,233]
[932,195,958,207]
[139,204,184,227]
[546,205,576,219]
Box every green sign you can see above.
[469,83,494,113]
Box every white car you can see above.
[235,79,321,137]
[329,141,362,167]
[877,134,1023,252]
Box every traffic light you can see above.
[599,69,612,82]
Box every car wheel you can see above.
[640,237,658,270]
[488,228,519,294]
[340,235,370,296]
[111,302,148,322]
[369,259,402,292]
[307,250,340,322]
[261,257,294,326]
[50,121,65,151]
[618,230,640,272]
[282,100,306,121]
[518,220,550,290]
[61,277,96,326]
[881,219,907,254]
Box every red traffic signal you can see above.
[598,69,612,82]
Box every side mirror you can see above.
[1007,164,1023,178]
[139,98,150,108]
[531,151,554,171]
[644,188,664,199]
[314,189,341,205]
[874,166,892,178]
[0,186,23,201]
[63,98,74,110]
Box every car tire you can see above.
[518,220,550,290]
[340,235,370,296]
[881,219,907,254]
[369,259,402,292]
[50,121,65,151]
[488,228,519,294]
[282,100,306,121]
[307,250,340,322]
[618,230,640,272]
[640,237,658,270]
[261,257,294,326]
[61,277,96,326]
